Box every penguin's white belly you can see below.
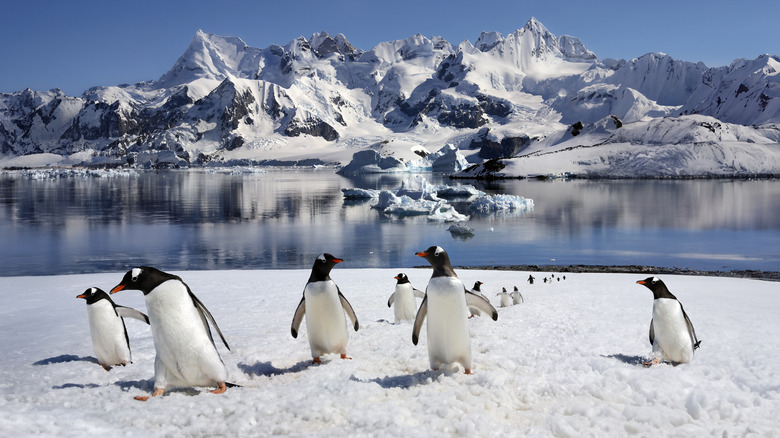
[304,281,348,357]
[393,284,417,322]
[146,281,226,388]
[426,277,471,369]
[511,292,522,304]
[652,299,694,363]
[87,300,130,366]
[499,294,511,307]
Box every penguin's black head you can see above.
[395,273,410,284]
[472,281,483,291]
[111,266,177,296]
[416,246,457,278]
[309,253,342,282]
[513,286,519,291]
[76,287,111,305]
[636,276,676,300]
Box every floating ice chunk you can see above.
[372,191,468,222]
[395,174,439,200]
[447,223,475,237]
[435,184,485,198]
[341,188,381,199]
[20,169,139,179]
[469,194,534,214]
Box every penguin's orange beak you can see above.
[636,280,646,285]
[76,293,86,299]
[394,275,400,280]
[416,252,429,257]
[332,258,343,264]
[110,285,125,294]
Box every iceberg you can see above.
[341,188,380,199]
[337,150,407,175]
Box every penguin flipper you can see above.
[115,305,150,324]
[465,291,498,321]
[338,291,359,331]
[291,297,306,338]
[681,306,701,350]
[387,293,395,308]
[648,319,655,346]
[189,291,231,351]
[413,289,425,299]
[412,295,428,345]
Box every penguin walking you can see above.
[387,273,425,323]
[497,287,511,307]
[511,286,524,305]
[77,287,149,371]
[468,281,488,317]
[110,267,231,400]
[291,253,359,363]
[412,246,497,374]
[636,277,701,365]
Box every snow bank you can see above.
[2,270,778,436]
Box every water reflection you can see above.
[0,169,778,276]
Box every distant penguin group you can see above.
[75,246,702,400]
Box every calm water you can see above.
[1,169,779,276]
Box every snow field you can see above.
[0,269,777,436]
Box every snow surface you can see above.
[3,269,778,436]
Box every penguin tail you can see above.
[225,382,242,388]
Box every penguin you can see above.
[76,287,149,371]
[412,246,497,374]
[527,275,535,285]
[497,287,511,307]
[110,267,231,400]
[387,273,425,323]
[468,281,488,317]
[511,286,524,305]
[291,253,359,363]
[636,277,702,365]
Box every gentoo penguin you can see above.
[291,253,359,363]
[527,275,535,285]
[511,286,524,305]
[387,273,425,323]
[497,287,511,307]
[110,267,231,400]
[412,246,497,374]
[76,287,149,371]
[637,277,701,365]
[468,281,488,317]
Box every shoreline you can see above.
[448,264,780,282]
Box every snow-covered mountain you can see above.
[1,17,779,176]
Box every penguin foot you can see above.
[134,396,150,401]
[311,357,322,364]
[642,358,660,366]
[210,382,227,394]
[464,369,473,375]
[340,354,352,360]
[101,364,111,372]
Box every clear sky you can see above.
[1,0,777,96]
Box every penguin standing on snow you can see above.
[387,273,425,323]
[636,277,701,365]
[468,281,488,317]
[291,253,359,363]
[77,287,149,371]
[413,246,497,374]
[497,287,511,307]
[511,286,524,305]
[110,267,231,400]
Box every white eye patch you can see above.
[89,287,98,295]
[317,254,326,262]
[131,268,142,281]
[652,276,660,283]
[434,246,444,256]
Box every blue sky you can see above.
[2,0,777,96]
